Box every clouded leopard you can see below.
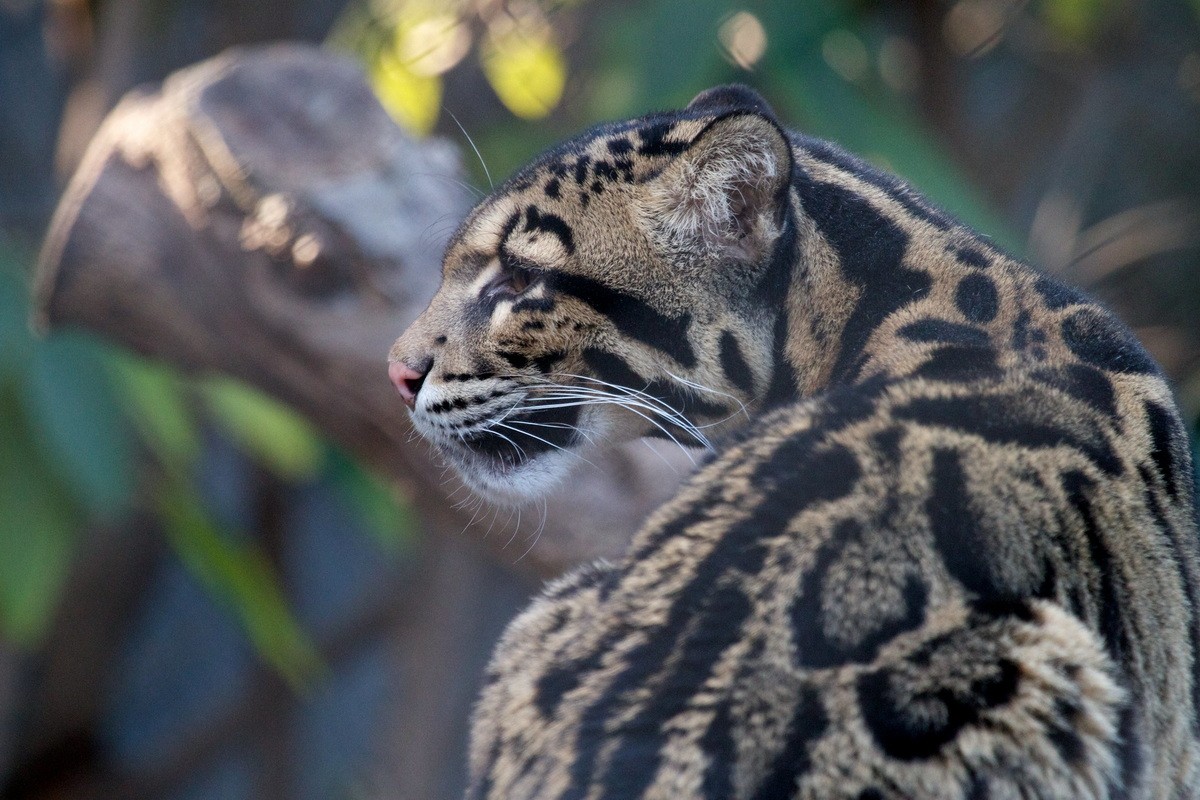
[388,85,1200,799]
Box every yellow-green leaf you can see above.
[481,29,566,120]
[371,48,443,135]
[0,239,31,380]
[1040,0,1110,42]
[108,353,201,468]
[0,395,77,647]
[327,450,417,552]
[158,475,325,690]
[200,378,323,481]
[24,333,136,518]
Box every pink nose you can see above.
[389,361,426,409]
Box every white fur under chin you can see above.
[446,446,577,507]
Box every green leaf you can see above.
[22,332,136,518]
[595,0,732,112]
[326,449,417,552]
[1040,0,1111,42]
[158,474,325,690]
[200,378,324,481]
[0,238,33,380]
[108,353,201,468]
[0,389,78,646]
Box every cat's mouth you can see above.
[456,402,580,469]
[435,402,584,502]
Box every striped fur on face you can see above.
[390,107,793,502]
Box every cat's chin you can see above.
[442,443,576,506]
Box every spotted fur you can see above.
[389,85,1200,799]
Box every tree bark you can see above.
[33,43,686,579]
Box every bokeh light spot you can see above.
[719,11,768,71]
[822,29,869,82]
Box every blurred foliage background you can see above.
[1,0,1198,797]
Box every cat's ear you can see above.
[638,108,793,263]
[686,84,777,119]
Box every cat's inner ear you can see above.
[637,112,793,262]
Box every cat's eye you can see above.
[507,264,534,293]
[487,254,538,298]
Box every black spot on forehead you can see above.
[606,137,633,155]
[513,296,555,314]
[507,174,535,191]
[488,108,702,195]
[637,119,691,156]
[499,210,522,242]
[593,160,619,183]
[573,156,591,184]
[521,205,576,254]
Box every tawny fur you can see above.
[390,85,1200,799]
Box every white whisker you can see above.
[482,504,502,540]
[513,393,700,450]
[511,394,701,462]
[411,171,484,200]
[480,426,529,462]
[458,495,487,535]
[503,504,522,549]
[548,372,705,430]
[541,374,715,449]
[641,438,682,474]
[512,418,601,448]
[666,370,750,421]
[447,109,493,190]
[494,421,600,471]
[520,386,708,442]
[515,498,549,563]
